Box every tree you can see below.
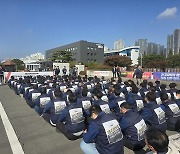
[142,54,167,71]
[12,59,25,71]
[104,55,132,67]
[50,50,73,62]
[166,54,180,68]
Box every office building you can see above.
[45,40,104,63]
[104,46,140,65]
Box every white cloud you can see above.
[157,7,178,19]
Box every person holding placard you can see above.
[34,87,51,115]
[56,93,85,140]
[160,92,180,131]
[80,105,124,154]
[141,92,167,132]
[119,102,146,151]
[42,89,67,126]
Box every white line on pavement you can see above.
[0,101,24,154]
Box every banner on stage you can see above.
[153,72,180,81]
[4,72,53,81]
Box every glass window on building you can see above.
[91,53,93,56]
[91,47,93,50]
[87,53,90,55]
[87,47,90,49]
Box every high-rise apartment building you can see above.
[167,34,174,56]
[147,42,157,54]
[166,29,180,56]
[114,39,124,50]
[174,29,180,55]
[135,39,147,55]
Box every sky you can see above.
[0,0,180,59]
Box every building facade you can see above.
[114,39,124,50]
[135,39,147,55]
[166,29,180,56]
[174,29,180,55]
[45,40,104,63]
[20,53,44,64]
[167,34,174,56]
[104,46,140,66]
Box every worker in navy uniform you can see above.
[107,85,115,101]
[14,78,23,95]
[160,92,180,131]
[116,66,121,78]
[77,89,93,117]
[126,86,144,113]
[47,83,57,100]
[141,92,167,132]
[145,128,170,154]
[8,76,15,88]
[112,66,117,78]
[109,88,125,119]
[42,89,67,126]
[119,102,146,151]
[0,66,4,85]
[72,66,78,77]
[176,90,180,107]
[154,80,161,92]
[56,93,85,140]
[26,84,41,108]
[167,83,178,101]
[80,105,124,154]
[62,66,67,76]
[55,66,60,76]
[139,82,149,99]
[34,87,51,115]
[158,84,167,95]
[93,89,111,114]
[133,65,143,85]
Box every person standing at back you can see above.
[62,66,67,76]
[0,66,4,85]
[112,66,117,78]
[133,65,143,85]
[116,66,121,78]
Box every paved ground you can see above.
[0,84,178,154]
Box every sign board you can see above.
[4,71,53,82]
[87,70,112,77]
[75,65,85,75]
[153,72,180,81]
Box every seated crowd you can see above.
[8,75,180,154]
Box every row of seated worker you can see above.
[7,75,180,154]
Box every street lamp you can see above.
[139,51,142,67]
[135,49,142,67]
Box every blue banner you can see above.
[153,72,180,81]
